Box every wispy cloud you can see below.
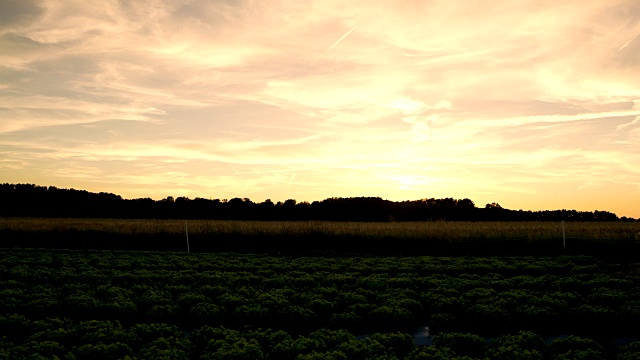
[1,0,639,217]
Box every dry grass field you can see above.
[1,218,638,242]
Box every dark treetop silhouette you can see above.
[1,183,631,222]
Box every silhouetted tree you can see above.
[0,183,633,222]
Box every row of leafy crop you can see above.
[0,249,604,274]
[3,316,640,359]
[2,250,640,341]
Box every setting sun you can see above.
[1,0,639,217]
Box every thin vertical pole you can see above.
[562,220,566,251]
[185,221,190,253]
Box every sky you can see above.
[1,0,639,218]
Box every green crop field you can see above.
[2,249,640,358]
[2,219,640,357]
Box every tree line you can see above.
[1,183,634,221]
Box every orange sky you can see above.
[1,1,639,218]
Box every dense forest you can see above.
[1,184,635,222]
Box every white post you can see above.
[562,220,566,251]
[185,221,190,253]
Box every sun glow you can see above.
[1,0,639,218]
